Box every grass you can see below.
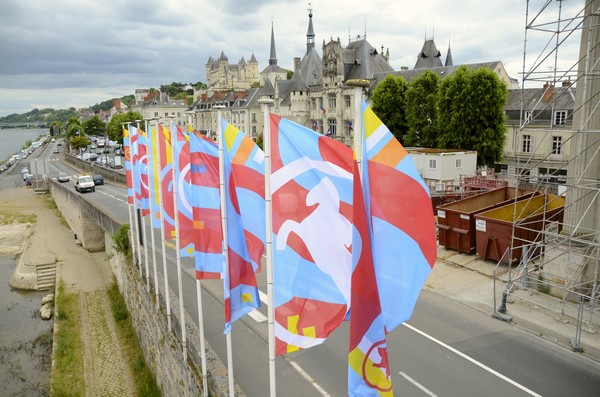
[51,281,85,397]
[0,208,37,225]
[107,280,161,397]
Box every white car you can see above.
[74,175,95,193]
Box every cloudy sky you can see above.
[0,0,585,117]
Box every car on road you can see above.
[92,174,104,185]
[21,167,29,174]
[57,172,70,183]
[74,175,95,193]
[53,147,60,154]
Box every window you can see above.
[328,94,337,110]
[344,95,351,108]
[524,111,533,123]
[311,98,316,110]
[552,136,562,154]
[429,159,437,169]
[345,120,353,135]
[554,110,567,126]
[154,112,159,117]
[252,126,256,136]
[455,159,462,169]
[522,134,532,153]
[327,119,337,136]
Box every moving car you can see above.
[53,147,60,154]
[92,174,104,185]
[57,172,70,183]
[74,175,95,193]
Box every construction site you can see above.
[435,0,599,351]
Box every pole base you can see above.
[492,312,513,322]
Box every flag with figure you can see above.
[189,130,224,280]
[123,126,134,205]
[361,101,436,332]
[269,113,353,355]
[173,123,195,257]
[134,128,150,216]
[221,120,265,333]
[159,124,176,240]
[348,159,393,396]
[148,126,161,228]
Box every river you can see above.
[0,128,48,163]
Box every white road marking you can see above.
[399,371,438,397]
[403,322,542,397]
[247,309,267,323]
[289,360,332,397]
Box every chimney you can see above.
[542,82,554,102]
[562,78,572,88]
[294,57,301,72]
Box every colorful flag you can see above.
[123,126,134,205]
[348,159,392,396]
[148,126,161,227]
[173,123,195,257]
[270,113,353,355]
[133,128,150,216]
[189,130,224,280]
[159,124,176,240]
[361,102,437,331]
[221,120,265,333]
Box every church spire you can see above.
[269,21,277,66]
[445,37,453,66]
[306,4,315,54]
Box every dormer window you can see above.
[554,110,567,126]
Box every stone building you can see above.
[205,51,259,90]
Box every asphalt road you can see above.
[5,141,600,396]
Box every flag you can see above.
[361,101,437,331]
[123,126,134,205]
[320,105,326,114]
[348,159,392,396]
[312,120,318,130]
[270,113,353,355]
[221,120,265,333]
[133,128,150,216]
[348,120,353,131]
[189,131,224,280]
[148,126,161,227]
[159,124,176,240]
[173,123,195,257]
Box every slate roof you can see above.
[414,39,443,69]
[342,39,394,80]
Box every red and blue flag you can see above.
[173,123,195,257]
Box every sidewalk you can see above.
[428,246,600,363]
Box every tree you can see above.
[437,66,507,167]
[405,70,440,147]
[105,111,143,144]
[371,75,409,144]
[69,135,91,151]
[49,121,62,136]
[83,115,106,136]
[65,117,83,140]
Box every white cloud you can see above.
[0,0,585,117]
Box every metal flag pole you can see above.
[133,121,143,274]
[142,119,151,292]
[147,118,160,308]
[170,117,187,362]
[186,111,210,397]
[258,97,276,397]
[155,119,172,332]
[124,122,137,264]
[347,79,370,166]
[215,106,235,397]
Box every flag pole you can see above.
[155,120,172,332]
[347,79,370,165]
[146,118,160,308]
[186,111,210,397]
[124,122,137,265]
[142,120,151,293]
[258,97,276,397]
[133,121,143,275]
[215,106,235,397]
[170,117,187,362]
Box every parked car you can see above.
[92,174,104,186]
[74,175,95,193]
[57,172,70,183]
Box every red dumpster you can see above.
[436,187,537,254]
[474,194,565,264]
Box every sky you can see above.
[0,0,586,117]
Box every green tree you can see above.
[65,117,83,140]
[49,121,63,136]
[69,135,91,151]
[437,66,507,166]
[83,115,106,136]
[405,70,440,147]
[105,111,143,144]
[371,75,409,144]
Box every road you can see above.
[6,141,600,396]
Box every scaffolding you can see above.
[499,0,600,344]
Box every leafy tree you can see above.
[65,117,83,140]
[371,75,409,144]
[49,121,63,136]
[405,70,440,147]
[83,115,106,136]
[437,66,507,166]
[255,133,263,150]
[105,111,143,144]
[69,135,91,151]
